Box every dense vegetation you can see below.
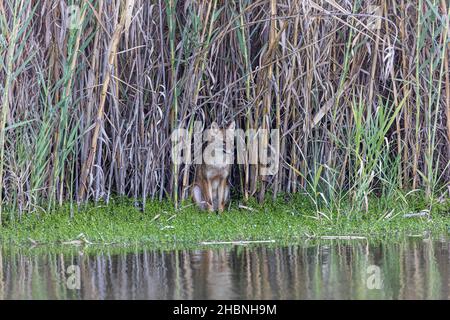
[0,0,449,224]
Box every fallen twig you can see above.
[200,240,275,245]
[61,233,93,246]
[403,210,430,218]
[317,235,367,240]
[238,204,258,212]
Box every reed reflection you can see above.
[1,238,449,299]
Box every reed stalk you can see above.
[0,0,448,220]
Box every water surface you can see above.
[1,237,449,299]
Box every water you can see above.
[1,237,449,299]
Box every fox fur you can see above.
[191,122,235,212]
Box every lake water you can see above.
[1,237,449,299]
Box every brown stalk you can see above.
[78,0,134,201]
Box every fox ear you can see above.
[228,122,235,130]
[211,122,219,131]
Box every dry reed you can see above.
[0,0,449,219]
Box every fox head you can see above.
[203,121,235,166]
[208,121,235,140]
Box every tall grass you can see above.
[0,0,449,222]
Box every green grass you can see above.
[1,194,449,249]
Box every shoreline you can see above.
[1,196,449,249]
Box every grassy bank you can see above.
[1,195,449,248]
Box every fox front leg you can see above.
[224,184,230,208]
[217,179,228,213]
[205,180,215,212]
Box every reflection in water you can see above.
[1,237,449,299]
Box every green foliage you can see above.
[1,195,448,247]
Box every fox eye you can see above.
[211,122,219,131]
